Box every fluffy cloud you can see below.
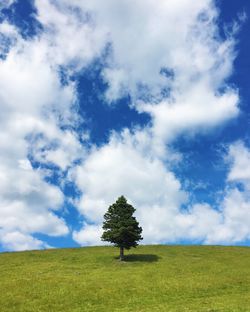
[0,0,15,10]
[72,132,186,245]
[0,231,49,251]
[203,141,250,244]
[0,0,102,250]
[73,138,250,246]
[34,0,107,70]
[68,0,218,98]
[73,224,104,246]
[66,0,242,246]
[174,142,250,245]
[227,141,250,185]
[205,189,250,244]
[0,157,68,235]
[72,130,188,243]
[0,0,247,251]
[140,86,238,143]
[59,0,239,150]
[0,40,69,250]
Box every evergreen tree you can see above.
[101,196,143,260]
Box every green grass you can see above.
[0,245,249,311]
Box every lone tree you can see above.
[101,196,143,261]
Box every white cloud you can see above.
[73,224,104,246]
[34,0,107,70]
[178,143,250,245]
[74,133,186,218]
[175,203,222,242]
[0,38,73,249]
[0,0,15,10]
[227,141,250,185]
[0,231,49,251]
[0,0,102,250]
[65,0,243,246]
[0,0,247,250]
[58,0,239,150]
[201,141,250,244]
[69,0,217,98]
[73,135,250,246]
[140,85,238,146]
[72,132,187,245]
[205,189,250,244]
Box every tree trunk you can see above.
[119,246,124,261]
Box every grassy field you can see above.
[0,245,249,311]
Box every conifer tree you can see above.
[101,196,143,260]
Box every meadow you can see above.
[0,245,249,311]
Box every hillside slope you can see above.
[0,245,249,311]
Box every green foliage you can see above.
[101,196,143,250]
[0,245,249,311]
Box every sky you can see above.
[0,0,250,252]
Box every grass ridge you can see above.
[0,245,249,311]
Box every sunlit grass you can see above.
[0,245,249,311]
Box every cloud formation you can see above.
[0,0,248,250]
[73,138,250,246]
[0,0,97,250]
[0,0,15,10]
[66,0,243,245]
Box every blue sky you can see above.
[0,0,250,251]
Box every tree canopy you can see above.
[101,196,143,260]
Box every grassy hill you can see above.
[0,245,249,311]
